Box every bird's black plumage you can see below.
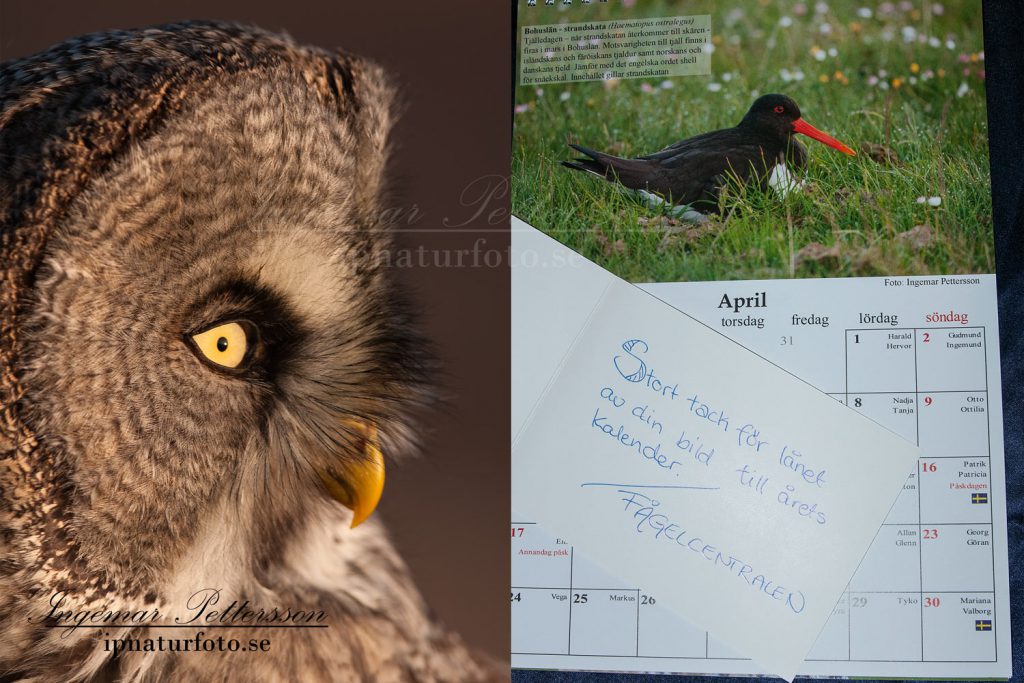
[562,94,854,213]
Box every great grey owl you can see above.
[0,20,500,683]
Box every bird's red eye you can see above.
[774,105,785,114]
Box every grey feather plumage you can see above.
[0,20,501,683]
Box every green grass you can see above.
[513,0,992,282]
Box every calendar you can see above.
[512,274,1011,679]
[512,0,1006,675]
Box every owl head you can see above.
[0,21,431,603]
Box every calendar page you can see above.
[512,267,1012,679]
[512,0,1007,677]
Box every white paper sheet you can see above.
[511,221,920,681]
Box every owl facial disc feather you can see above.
[0,19,502,683]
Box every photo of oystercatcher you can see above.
[513,0,992,282]
[561,93,856,220]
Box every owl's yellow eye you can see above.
[190,322,250,369]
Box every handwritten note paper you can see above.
[513,274,919,681]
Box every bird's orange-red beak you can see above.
[792,118,856,156]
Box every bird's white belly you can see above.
[768,162,804,198]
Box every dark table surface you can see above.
[514,2,1024,682]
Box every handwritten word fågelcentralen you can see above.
[614,489,807,614]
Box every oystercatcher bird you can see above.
[561,94,855,217]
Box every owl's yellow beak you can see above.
[318,422,385,528]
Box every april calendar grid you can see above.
[511,275,1010,679]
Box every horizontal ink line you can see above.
[580,482,720,491]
